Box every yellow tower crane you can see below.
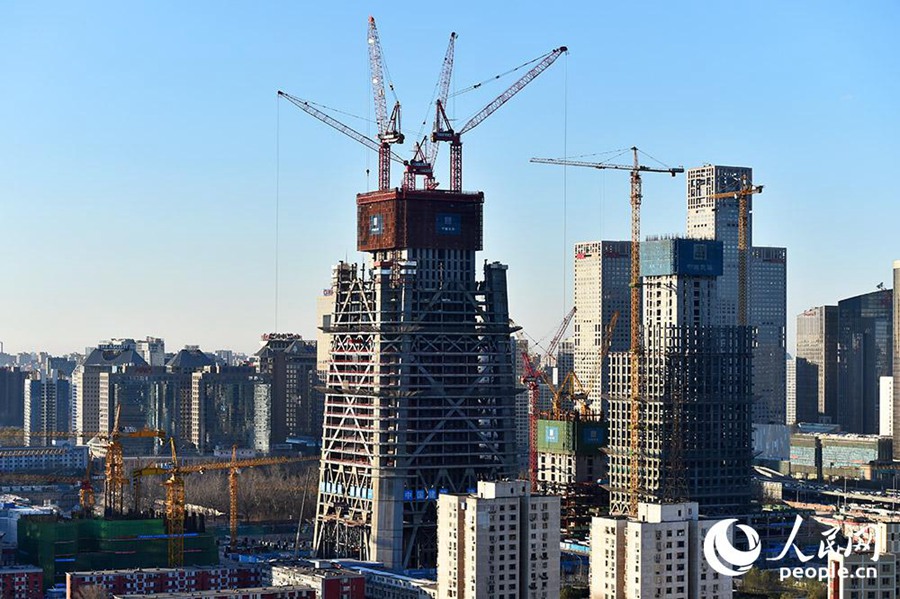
[532,147,683,516]
[132,442,317,567]
[707,174,764,326]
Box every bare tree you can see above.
[75,585,109,599]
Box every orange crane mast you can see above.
[133,441,317,567]
[532,147,683,516]
[708,174,763,326]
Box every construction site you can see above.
[2,404,318,589]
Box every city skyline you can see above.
[2,2,898,356]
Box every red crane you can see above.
[521,307,576,489]
[433,45,568,191]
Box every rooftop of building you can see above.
[113,586,314,599]
[0,565,43,573]
[165,347,216,370]
[83,348,147,368]
[67,565,255,577]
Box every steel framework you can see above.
[313,195,518,569]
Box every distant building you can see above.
[686,166,787,427]
[590,502,731,599]
[0,445,88,473]
[136,337,166,367]
[514,337,531,474]
[881,377,894,437]
[0,566,42,599]
[23,369,70,446]
[573,241,631,414]
[837,289,893,433]
[786,356,797,425]
[894,260,900,460]
[796,306,839,424]
[190,366,270,453]
[255,334,321,443]
[437,480,560,599]
[750,246,788,424]
[0,367,26,429]
[789,433,892,480]
[73,341,147,442]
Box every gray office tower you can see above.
[312,188,518,570]
[687,166,787,425]
[796,306,839,424]
[837,289,893,433]
[894,261,900,460]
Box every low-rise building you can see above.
[270,564,365,599]
[0,565,42,599]
[113,587,315,599]
[67,566,262,597]
[0,444,88,473]
[349,565,437,599]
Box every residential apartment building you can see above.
[437,480,560,599]
[590,502,731,599]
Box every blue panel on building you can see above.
[641,238,723,277]
[435,213,461,235]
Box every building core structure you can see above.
[607,238,753,516]
[313,188,518,570]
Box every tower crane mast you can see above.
[531,147,683,516]
[367,16,404,190]
[708,175,763,326]
[433,46,567,191]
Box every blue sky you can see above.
[1,2,898,355]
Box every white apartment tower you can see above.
[573,241,631,413]
[590,502,732,599]
[437,480,561,599]
[686,165,787,425]
[894,260,900,460]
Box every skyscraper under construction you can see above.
[313,187,518,569]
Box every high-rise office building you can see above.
[590,502,732,599]
[572,241,631,413]
[136,337,166,367]
[190,365,270,453]
[73,341,147,442]
[0,367,26,428]
[23,369,70,446]
[686,166,787,426]
[881,377,894,437]
[837,289,893,433]
[437,480,560,599]
[255,334,321,444]
[786,356,797,426]
[795,306,839,424]
[893,260,900,460]
[750,247,787,424]
[608,238,752,516]
[513,337,531,474]
[313,188,517,570]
